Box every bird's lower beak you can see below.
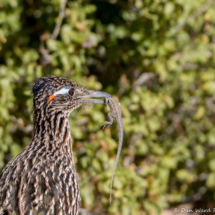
[78,90,112,104]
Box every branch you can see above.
[51,0,68,39]
[39,45,52,66]
[170,0,214,35]
[39,0,67,65]
[79,208,104,215]
[132,72,155,91]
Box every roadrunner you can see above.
[0,76,112,215]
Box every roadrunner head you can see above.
[32,76,112,117]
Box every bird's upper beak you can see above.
[77,90,112,104]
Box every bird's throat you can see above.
[32,110,73,157]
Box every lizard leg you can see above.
[101,113,114,130]
[103,98,110,111]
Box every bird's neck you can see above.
[31,110,73,156]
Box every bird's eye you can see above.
[68,88,75,97]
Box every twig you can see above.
[170,0,214,35]
[79,208,103,215]
[39,0,67,65]
[132,73,155,91]
[39,45,52,66]
[51,0,68,39]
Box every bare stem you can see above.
[52,0,68,39]
[132,72,156,91]
[170,0,214,35]
[79,208,103,215]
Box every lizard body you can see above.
[103,97,123,203]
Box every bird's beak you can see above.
[78,90,112,104]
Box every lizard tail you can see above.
[110,134,123,204]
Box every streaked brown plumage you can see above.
[0,76,112,215]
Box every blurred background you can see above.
[1,0,215,214]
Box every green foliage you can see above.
[1,0,215,214]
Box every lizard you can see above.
[102,97,123,204]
